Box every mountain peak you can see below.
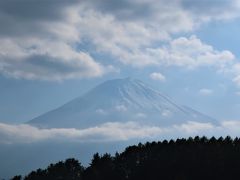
[97,77,142,87]
[28,78,216,128]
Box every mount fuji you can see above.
[28,78,216,128]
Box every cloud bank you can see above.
[1,121,240,144]
[0,0,239,81]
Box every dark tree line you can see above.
[11,136,240,180]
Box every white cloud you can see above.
[0,39,113,81]
[221,120,240,131]
[0,2,118,81]
[161,109,172,117]
[233,75,240,87]
[0,1,238,80]
[174,121,214,134]
[218,62,240,89]
[115,105,127,112]
[95,109,108,115]
[2,120,240,144]
[135,113,147,118]
[0,122,163,143]
[182,0,240,22]
[145,36,235,68]
[150,72,166,82]
[225,63,240,87]
[199,88,213,96]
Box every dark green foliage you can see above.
[13,136,240,180]
[10,175,22,180]
[24,158,84,180]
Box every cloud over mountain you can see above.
[0,0,239,81]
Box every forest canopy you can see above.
[11,136,240,180]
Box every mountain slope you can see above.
[28,78,216,128]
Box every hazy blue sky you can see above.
[1,0,240,123]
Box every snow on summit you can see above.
[28,78,216,128]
